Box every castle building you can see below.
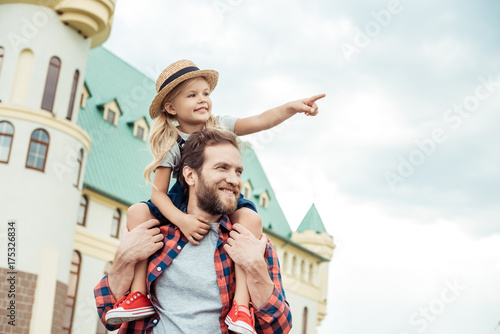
[0,1,335,333]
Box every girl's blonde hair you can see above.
[144,77,217,184]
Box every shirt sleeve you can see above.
[158,144,181,169]
[93,274,122,331]
[216,115,239,133]
[253,237,293,333]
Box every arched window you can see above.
[41,56,61,112]
[62,251,81,334]
[309,263,314,283]
[292,256,297,277]
[0,46,4,77]
[302,307,308,334]
[283,252,289,274]
[0,121,14,163]
[11,49,34,104]
[26,129,49,171]
[300,260,306,280]
[67,70,79,120]
[77,195,88,226]
[74,148,83,187]
[111,209,121,238]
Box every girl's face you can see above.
[165,77,212,132]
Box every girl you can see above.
[104,60,324,333]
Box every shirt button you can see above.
[157,266,162,272]
[153,319,158,324]
[177,245,181,250]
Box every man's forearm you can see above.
[245,258,275,309]
[107,249,137,299]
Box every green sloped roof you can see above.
[77,47,156,204]
[78,47,293,239]
[241,144,292,239]
[297,204,327,234]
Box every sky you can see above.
[102,0,500,333]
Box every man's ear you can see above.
[164,101,176,116]
[183,166,197,186]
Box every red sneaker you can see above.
[225,300,256,334]
[105,291,155,325]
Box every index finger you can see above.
[231,223,251,235]
[305,94,326,105]
[139,219,161,230]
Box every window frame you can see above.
[66,70,79,120]
[25,129,49,172]
[41,56,61,113]
[74,148,83,188]
[0,121,14,164]
[0,46,4,77]
[77,195,88,227]
[110,209,121,238]
[62,251,81,334]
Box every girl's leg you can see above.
[126,203,157,295]
[227,208,262,333]
[105,202,158,325]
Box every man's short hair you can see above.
[176,128,240,191]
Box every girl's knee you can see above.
[231,208,262,237]
[126,203,151,230]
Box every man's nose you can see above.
[225,171,240,185]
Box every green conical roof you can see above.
[297,204,327,233]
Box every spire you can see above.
[297,204,327,234]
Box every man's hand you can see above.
[223,223,267,270]
[117,219,164,263]
[223,223,274,309]
[108,219,164,298]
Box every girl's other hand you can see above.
[177,214,211,245]
[288,94,326,116]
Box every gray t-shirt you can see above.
[158,115,238,177]
[150,223,222,333]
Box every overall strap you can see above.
[176,135,186,155]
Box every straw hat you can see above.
[149,60,219,119]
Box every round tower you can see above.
[0,1,115,333]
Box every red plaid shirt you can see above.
[94,215,292,333]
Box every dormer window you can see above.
[102,100,121,126]
[259,191,270,209]
[242,181,252,199]
[132,118,149,141]
[80,83,90,108]
[106,109,116,124]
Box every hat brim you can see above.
[149,69,219,119]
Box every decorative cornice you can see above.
[0,103,92,151]
[73,225,119,262]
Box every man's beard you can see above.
[195,175,239,216]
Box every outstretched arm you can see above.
[234,94,325,136]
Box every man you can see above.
[94,129,292,333]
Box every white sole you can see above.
[105,306,155,325]
[225,318,256,334]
